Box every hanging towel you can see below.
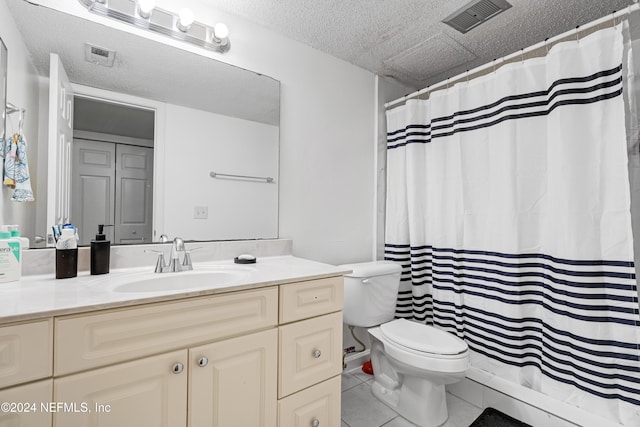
[11,134,34,202]
[3,135,17,187]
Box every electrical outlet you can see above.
[344,346,356,354]
[194,206,208,219]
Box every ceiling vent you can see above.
[442,0,512,34]
[84,43,116,67]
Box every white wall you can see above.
[39,0,377,265]
[0,0,41,241]
[162,104,279,240]
[341,76,416,358]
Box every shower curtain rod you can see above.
[385,2,640,109]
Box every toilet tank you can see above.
[339,261,402,328]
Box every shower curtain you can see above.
[385,24,640,425]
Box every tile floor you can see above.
[341,370,483,427]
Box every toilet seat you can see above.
[369,325,469,373]
[380,319,468,356]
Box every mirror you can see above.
[2,0,280,247]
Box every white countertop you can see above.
[0,256,351,324]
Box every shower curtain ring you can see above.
[492,59,497,73]
[520,48,524,64]
[544,37,549,54]
[575,25,580,42]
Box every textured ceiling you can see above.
[198,0,635,89]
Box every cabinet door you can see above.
[279,312,342,398]
[189,328,277,427]
[278,376,341,427]
[0,320,52,388]
[54,350,187,427]
[0,379,52,427]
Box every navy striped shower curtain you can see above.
[384,24,640,425]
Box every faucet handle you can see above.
[145,249,167,273]
[181,252,193,271]
[155,253,168,273]
[181,247,202,271]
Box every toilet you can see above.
[340,261,469,427]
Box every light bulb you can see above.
[177,8,195,31]
[137,0,155,19]
[213,23,229,40]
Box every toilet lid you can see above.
[380,319,468,355]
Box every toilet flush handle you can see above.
[361,278,370,284]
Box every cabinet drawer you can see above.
[0,379,52,427]
[55,287,278,375]
[0,320,52,388]
[278,375,341,427]
[278,312,342,398]
[279,277,343,324]
[54,350,187,427]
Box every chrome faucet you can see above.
[149,236,194,273]
[168,237,186,272]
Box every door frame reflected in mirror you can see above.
[0,37,7,145]
[68,83,167,246]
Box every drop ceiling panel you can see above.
[384,33,477,86]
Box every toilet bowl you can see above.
[340,261,470,427]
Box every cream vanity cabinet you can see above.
[277,276,344,427]
[53,287,279,427]
[0,274,344,427]
[0,320,53,427]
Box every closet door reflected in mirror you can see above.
[71,97,154,246]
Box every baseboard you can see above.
[343,349,370,371]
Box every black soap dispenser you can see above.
[91,224,112,275]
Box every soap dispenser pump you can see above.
[91,224,112,275]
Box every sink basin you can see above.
[111,266,254,293]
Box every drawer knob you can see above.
[311,418,320,427]
[198,356,209,367]
[312,349,322,359]
[172,362,184,374]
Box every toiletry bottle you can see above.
[91,224,111,275]
[55,228,78,279]
[8,225,29,250]
[0,229,21,283]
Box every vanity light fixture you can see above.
[177,8,195,32]
[78,0,231,53]
[136,0,155,19]
[211,22,229,46]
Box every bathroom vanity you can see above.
[0,256,347,427]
